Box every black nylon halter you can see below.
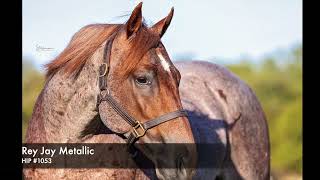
[96,33,188,146]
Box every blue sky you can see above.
[23,0,302,71]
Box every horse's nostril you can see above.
[176,155,187,176]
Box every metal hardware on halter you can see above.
[132,121,146,138]
[98,63,109,91]
[99,63,109,77]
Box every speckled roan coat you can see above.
[24,60,269,180]
[176,61,270,180]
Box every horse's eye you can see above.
[135,76,151,86]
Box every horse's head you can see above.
[98,3,197,179]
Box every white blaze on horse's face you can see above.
[156,49,171,73]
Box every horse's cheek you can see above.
[98,102,130,133]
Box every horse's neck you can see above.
[27,47,105,143]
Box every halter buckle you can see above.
[132,121,146,138]
[99,63,109,77]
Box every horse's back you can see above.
[175,61,270,180]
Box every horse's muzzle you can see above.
[154,144,197,179]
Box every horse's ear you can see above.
[151,7,174,38]
[126,2,143,38]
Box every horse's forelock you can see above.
[118,24,160,77]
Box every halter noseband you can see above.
[96,33,188,146]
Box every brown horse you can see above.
[24,3,197,179]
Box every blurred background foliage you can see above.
[22,59,45,141]
[22,44,302,179]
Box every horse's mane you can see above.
[45,21,160,79]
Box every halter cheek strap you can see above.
[96,34,188,146]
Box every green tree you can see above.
[22,59,45,141]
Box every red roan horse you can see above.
[24,2,270,180]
